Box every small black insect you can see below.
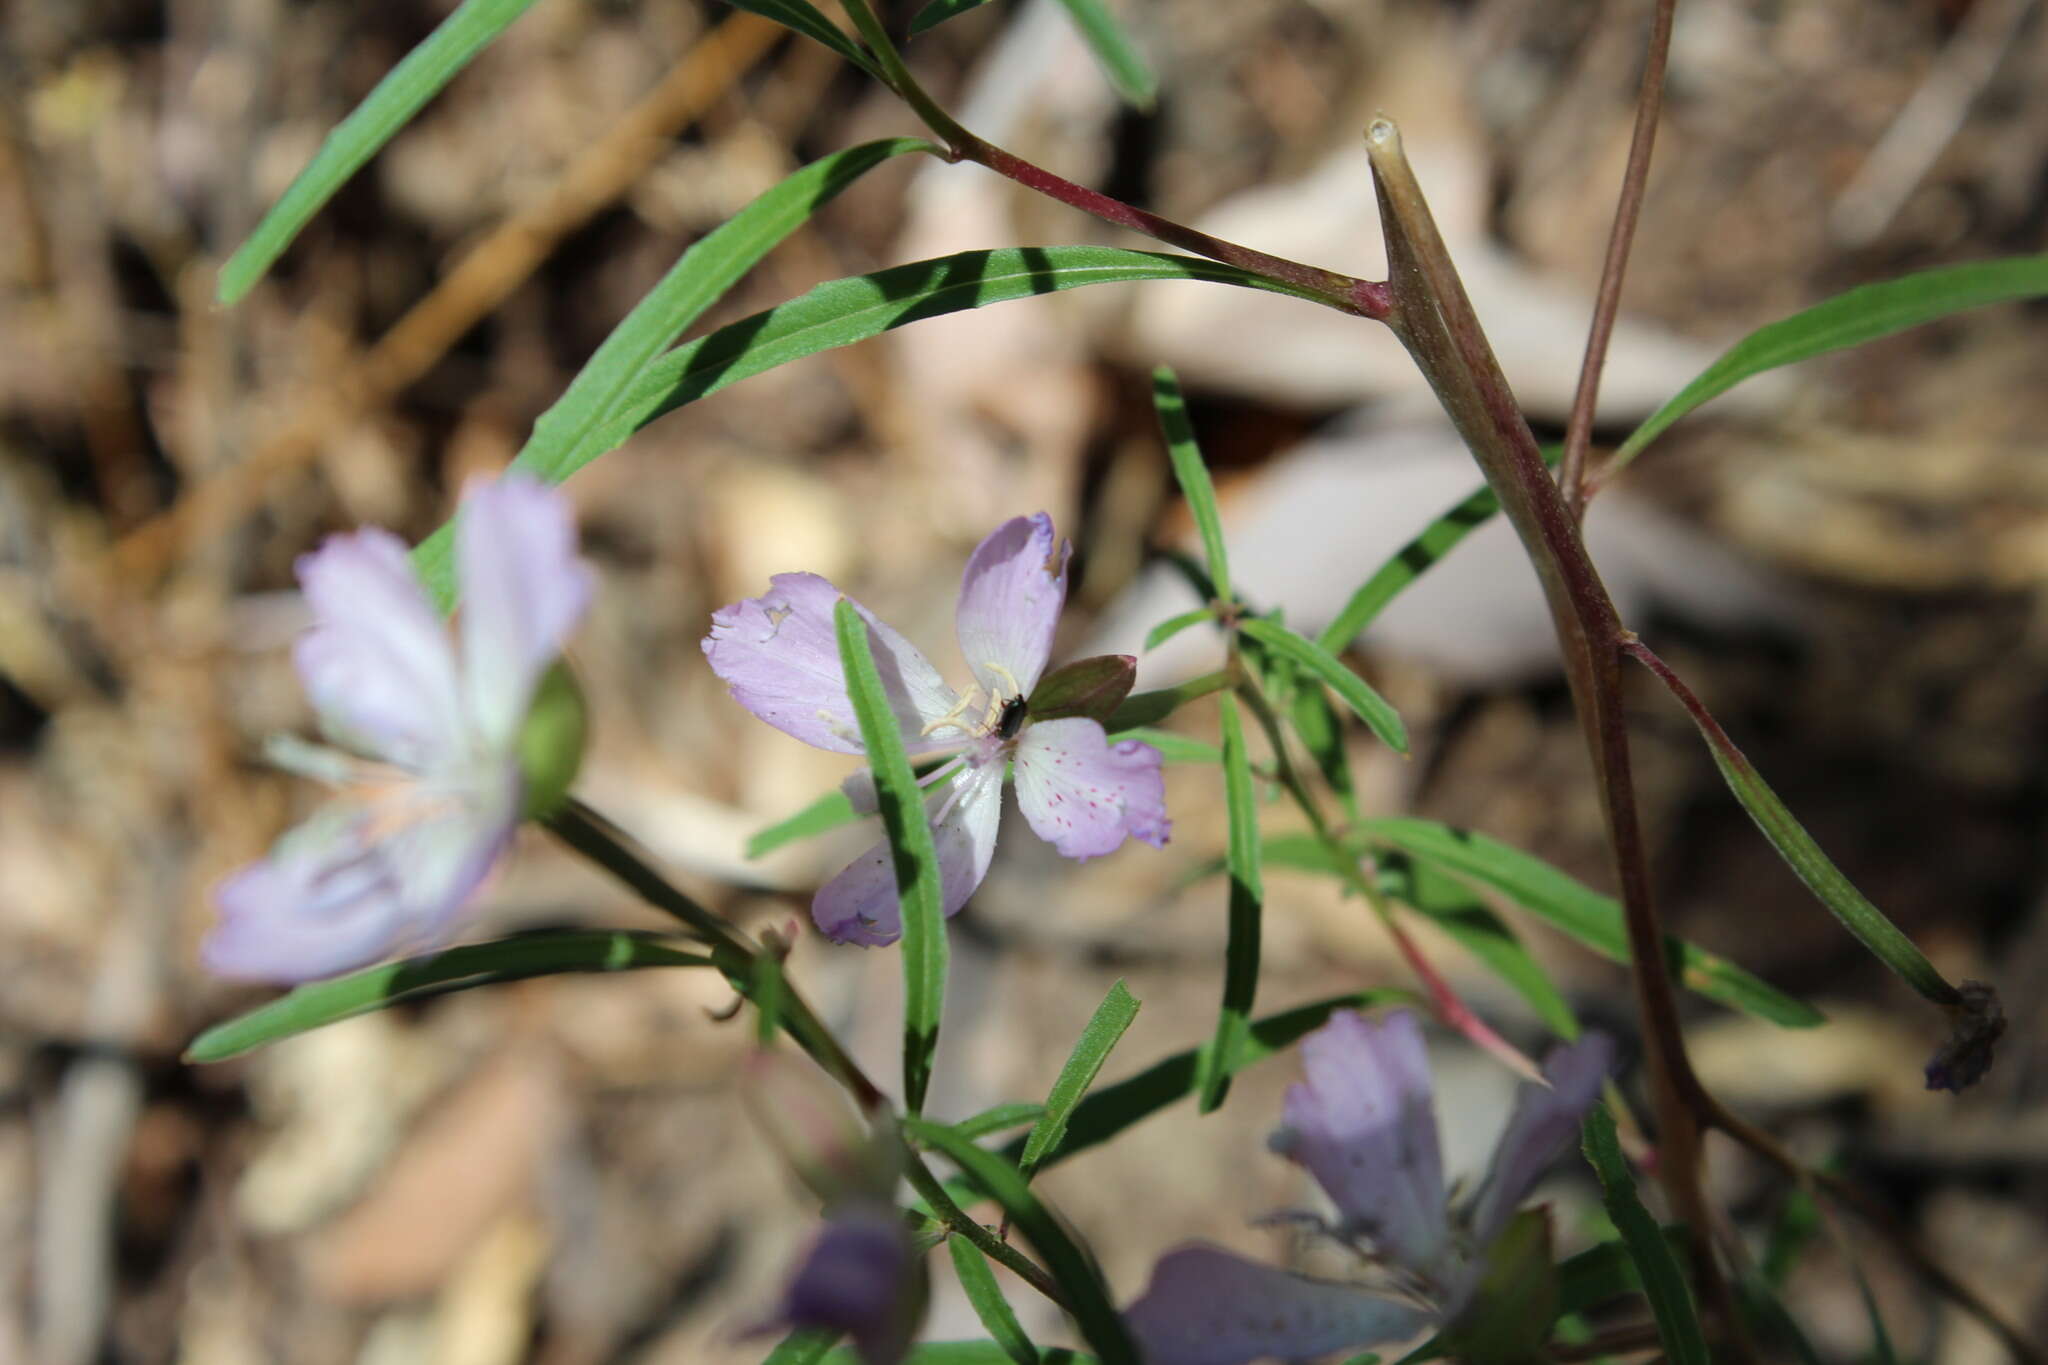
[995,694,1028,740]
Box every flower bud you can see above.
[741,1048,898,1206]
[517,660,587,819]
[1026,654,1136,724]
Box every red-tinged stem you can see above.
[1558,0,1677,517]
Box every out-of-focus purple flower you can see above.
[204,475,593,983]
[774,1205,925,1365]
[1124,1010,1613,1365]
[703,514,1168,946]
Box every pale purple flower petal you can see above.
[293,528,465,768]
[1011,718,1168,859]
[1468,1032,1614,1246]
[456,474,594,750]
[1124,1244,1432,1365]
[812,762,1003,945]
[1272,1010,1450,1280]
[778,1207,919,1365]
[954,513,1069,701]
[202,768,519,982]
[704,573,961,756]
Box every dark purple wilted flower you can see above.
[1124,1010,1613,1365]
[774,1205,925,1365]
[703,513,1168,946]
[203,475,592,982]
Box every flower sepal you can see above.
[516,660,587,820]
[1025,653,1136,724]
[1436,1208,1560,1365]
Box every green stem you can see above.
[903,1148,1071,1310]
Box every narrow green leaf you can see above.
[1103,669,1231,732]
[908,0,994,35]
[1196,693,1263,1112]
[1317,483,1504,653]
[1614,256,2048,471]
[411,138,929,606]
[1236,618,1407,754]
[1053,0,1157,109]
[1152,367,1230,601]
[948,1240,1041,1365]
[1143,606,1214,652]
[1685,711,1955,1005]
[762,1327,839,1364]
[749,789,858,859]
[1290,681,1357,820]
[906,1119,1138,1365]
[1554,1240,1641,1314]
[953,1102,1046,1142]
[1101,726,1220,766]
[1360,818,1823,1029]
[416,249,1311,604]
[725,0,885,78]
[998,990,1406,1173]
[1379,852,1577,1039]
[834,599,948,1113]
[216,0,541,305]
[1020,981,1141,1176]
[1581,1107,1709,1365]
[186,931,713,1062]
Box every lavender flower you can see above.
[203,475,593,982]
[1124,1010,1613,1365]
[703,513,1168,945]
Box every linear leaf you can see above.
[725,0,884,77]
[1196,693,1262,1112]
[1359,818,1822,1028]
[997,990,1406,1174]
[1290,681,1357,820]
[1632,653,1957,1005]
[1152,367,1230,602]
[411,138,929,605]
[1053,0,1157,109]
[749,789,858,859]
[953,1102,1046,1142]
[835,599,949,1113]
[1104,669,1231,731]
[1314,446,1558,656]
[186,931,712,1062]
[948,1239,1041,1365]
[1581,1106,1710,1365]
[216,0,542,305]
[414,249,1310,604]
[1143,606,1213,651]
[1379,852,1577,1039]
[907,1120,1138,1364]
[762,1328,838,1364]
[908,0,995,35]
[1236,618,1407,754]
[1614,256,2048,471]
[1020,981,1141,1176]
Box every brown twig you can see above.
[110,11,786,585]
[1558,0,1677,519]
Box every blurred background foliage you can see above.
[3,0,2048,1360]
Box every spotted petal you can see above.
[704,573,961,756]
[456,474,593,750]
[1124,1244,1433,1365]
[293,528,465,769]
[1012,718,1168,859]
[812,761,1003,945]
[1468,1032,1615,1247]
[1272,1010,1450,1281]
[202,769,519,982]
[954,513,1069,701]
